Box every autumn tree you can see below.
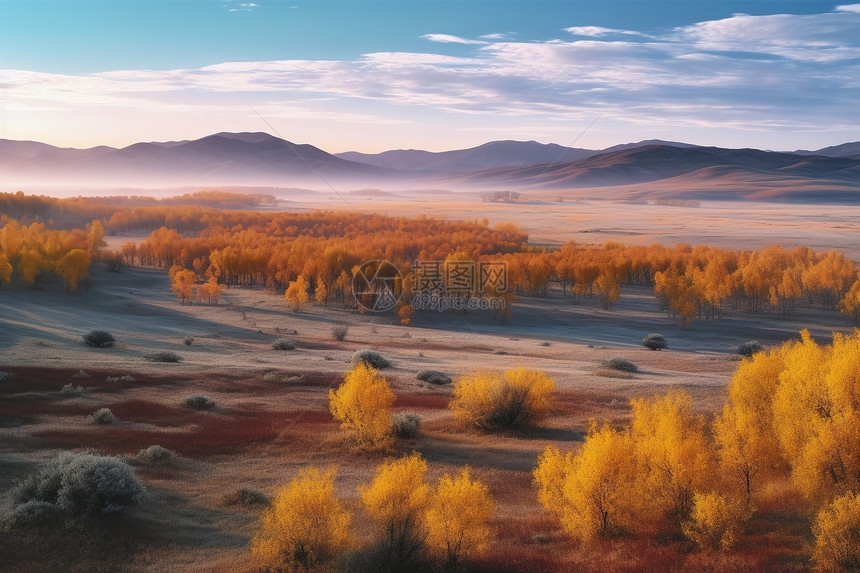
[813,492,860,572]
[713,349,785,503]
[360,452,430,571]
[86,219,106,256]
[630,390,716,532]
[0,252,12,286]
[54,249,91,291]
[450,368,555,430]
[534,423,637,542]
[314,277,328,305]
[682,492,751,551]
[196,276,222,305]
[837,274,860,325]
[168,264,197,305]
[329,363,395,450]
[285,274,310,311]
[252,467,354,572]
[425,467,494,567]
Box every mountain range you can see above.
[1,132,858,201]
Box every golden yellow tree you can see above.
[773,330,860,504]
[450,368,555,430]
[252,467,354,572]
[168,264,196,305]
[534,424,637,542]
[813,491,860,572]
[285,274,310,311]
[329,363,395,450]
[425,467,494,567]
[682,492,751,551]
[630,390,715,531]
[314,277,328,305]
[713,349,785,502]
[86,219,106,256]
[0,251,13,286]
[54,248,91,292]
[360,452,429,571]
[196,276,222,305]
[838,274,860,325]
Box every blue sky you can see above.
[1,1,858,152]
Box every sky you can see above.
[0,0,858,153]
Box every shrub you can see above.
[106,375,136,383]
[426,467,494,567]
[352,349,391,369]
[360,453,429,572]
[60,383,84,396]
[0,371,9,381]
[417,370,452,385]
[143,351,182,363]
[132,445,175,466]
[602,358,638,372]
[682,492,751,551]
[393,413,421,439]
[83,330,115,348]
[182,335,194,346]
[450,368,556,430]
[13,451,145,516]
[813,492,860,572]
[184,395,216,410]
[271,338,296,351]
[252,467,353,572]
[92,408,116,425]
[329,363,394,450]
[72,369,90,379]
[224,487,269,507]
[8,500,64,527]
[643,333,668,351]
[737,340,763,357]
[332,323,349,341]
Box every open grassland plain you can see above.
[1,253,856,571]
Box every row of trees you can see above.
[0,217,105,291]
[252,455,494,572]
[534,330,860,569]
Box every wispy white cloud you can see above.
[3,5,858,150]
[835,4,860,12]
[565,26,644,37]
[420,34,488,45]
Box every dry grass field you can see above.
[2,199,857,572]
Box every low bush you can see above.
[132,445,176,466]
[83,330,115,348]
[224,487,269,507]
[182,335,194,346]
[643,333,668,351]
[417,370,452,385]
[332,323,349,341]
[143,351,182,363]
[393,413,421,439]
[105,375,136,383]
[353,349,391,369]
[737,341,764,357]
[60,383,84,396]
[0,371,9,381]
[13,451,145,516]
[184,395,216,410]
[72,369,90,379]
[271,338,296,351]
[602,358,638,373]
[91,408,115,425]
[451,368,556,430]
